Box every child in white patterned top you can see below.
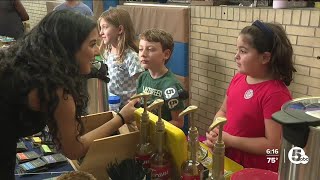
[98,8,145,108]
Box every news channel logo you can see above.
[266,147,309,164]
[287,147,309,164]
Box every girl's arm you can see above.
[221,118,282,155]
[204,96,227,148]
[54,88,137,159]
[14,0,29,21]
[206,95,282,155]
[214,96,227,119]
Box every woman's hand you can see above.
[119,98,139,124]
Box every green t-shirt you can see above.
[137,71,185,121]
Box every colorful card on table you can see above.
[16,141,28,152]
[19,158,47,173]
[16,151,40,163]
[40,144,55,155]
[41,153,68,167]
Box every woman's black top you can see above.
[0,73,46,179]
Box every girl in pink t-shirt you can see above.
[204,20,296,172]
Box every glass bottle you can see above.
[149,99,172,180]
[131,93,153,169]
[180,106,204,180]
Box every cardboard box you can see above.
[70,111,139,180]
[70,109,188,180]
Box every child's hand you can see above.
[203,129,219,148]
[211,128,232,148]
[204,128,232,148]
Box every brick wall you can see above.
[22,0,63,28]
[190,6,320,135]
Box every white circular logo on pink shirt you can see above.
[244,89,254,99]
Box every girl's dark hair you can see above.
[0,10,97,149]
[241,22,296,86]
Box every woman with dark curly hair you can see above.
[0,10,137,179]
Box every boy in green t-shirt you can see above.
[136,28,186,128]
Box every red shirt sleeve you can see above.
[263,91,292,119]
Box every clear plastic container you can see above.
[108,95,121,112]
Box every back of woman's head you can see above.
[241,21,296,86]
[98,8,138,62]
[29,10,97,64]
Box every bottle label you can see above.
[150,164,171,179]
[181,174,200,180]
[135,154,151,168]
[109,104,120,112]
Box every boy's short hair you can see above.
[139,29,174,64]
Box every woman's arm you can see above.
[14,0,29,21]
[54,89,137,159]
